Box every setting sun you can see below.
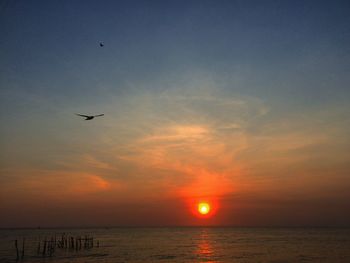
[198,202,210,215]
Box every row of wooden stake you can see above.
[15,234,100,261]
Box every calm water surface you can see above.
[0,227,349,262]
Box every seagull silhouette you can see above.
[76,114,104,120]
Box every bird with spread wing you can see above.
[76,113,104,120]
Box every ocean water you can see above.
[0,227,349,263]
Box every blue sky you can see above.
[1,1,349,104]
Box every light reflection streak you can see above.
[195,229,218,263]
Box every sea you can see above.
[0,227,349,262]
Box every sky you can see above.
[0,0,350,227]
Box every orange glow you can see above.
[198,202,210,215]
[187,198,219,220]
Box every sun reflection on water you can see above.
[195,229,218,263]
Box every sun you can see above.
[198,202,210,215]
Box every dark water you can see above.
[0,227,349,262]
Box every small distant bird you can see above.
[99,42,104,47]
[76,113,104,120]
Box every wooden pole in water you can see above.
[37,239,41,254]
[21,238,25,260]
[42,239,47,256]
[50,237,54,257]
[15,240,19,261]
[49,240,53,257]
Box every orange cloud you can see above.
[0,169,119,204]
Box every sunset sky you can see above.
[1,0,350,227]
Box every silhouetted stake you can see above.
[42,239,47,256]
[63,234,67,248]
[48,241,51,257]
[21,238,25,260]
[75,237,77,251]
[49,237,54,257]
[97,240,99,248]
[37,239,41,254]
[61,234,64,248]
[15,240,19,261]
